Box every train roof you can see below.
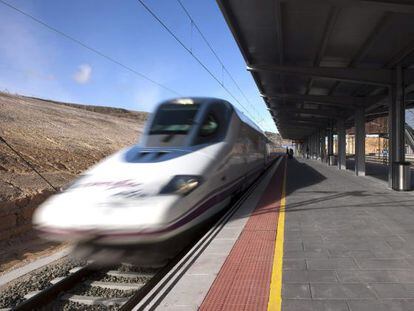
[233,106,264,136]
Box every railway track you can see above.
[2,159,279,311]
[11,263,158,310]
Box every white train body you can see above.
[33,98,270,245]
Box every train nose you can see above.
[33,189,180,236]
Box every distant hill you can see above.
[0,92,149,241]
[265,131,291,146]
[0,92,148,201]
[28,96,148,123]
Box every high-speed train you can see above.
[33,97,272,248]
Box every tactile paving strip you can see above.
[200,159,285,311]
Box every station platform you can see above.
[150,156,414,311]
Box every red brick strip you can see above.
[200,158,285,311]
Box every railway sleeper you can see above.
[88,281,143,290]
[61,294,129,307]
[23,291,40,299]
[106,270,154,279]
[50,276,66,284]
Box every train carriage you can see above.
[33,97,271,246]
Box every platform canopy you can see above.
[217,0,414,139]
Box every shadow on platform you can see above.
[282,158,373,213]
[230,157,414,221]
[282,158,414,214]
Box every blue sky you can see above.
[0,0,276,132]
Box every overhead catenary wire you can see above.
[0,136,59,192]
[1,0,268,129]
[0,0,181,96]
[137,0,261,126]
[176,0,262,122]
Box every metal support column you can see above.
[337,119,346,170]
[308,137,311,159]
[327,125,334,165]
[389,65,409,190]
[320,130,326,162]
[312,133,316,159]
[310,135,313,159]
[305,138,309,159]
[312,134,316,159]
[308,136,312,159]
[316,131,321,160]
[355,106,366,176]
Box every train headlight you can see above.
[160,175,202,196]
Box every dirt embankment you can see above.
[265,131,290,145]
[0,92,148,242]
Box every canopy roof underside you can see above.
[217,0,414,139]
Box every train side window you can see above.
[193,102,231,145]
[199,113,219,137]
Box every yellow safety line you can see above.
[267,159,287,311]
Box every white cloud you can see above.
[73,64,92,84]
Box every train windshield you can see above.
[149,103,200,135]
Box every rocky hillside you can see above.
[0,92,148,241]
[265,131,291,146]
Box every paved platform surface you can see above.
[151,157,414,310]
[200,159,284,310]
[154,157,285,310]
[284,158,414,311]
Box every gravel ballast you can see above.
[0,257,86,309]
